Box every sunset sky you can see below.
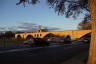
[0,0,85,32]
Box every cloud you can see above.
[0,22,39,32]
[0,22,60,32]
[0,27,8,31]
[8,27,17,31]
[16,22,39,32]
[0,26,18,32]
[43,26,60,31]
[16,22,60,32]
[0,27,5,30]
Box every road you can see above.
[0,43,89,64]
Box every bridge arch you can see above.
[17,35,22,39]
[43,33,56,38]
[26,35,33,40]
[80,32,91,38]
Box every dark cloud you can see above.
[0,26,18,33]
[0,22,38,32]
[0,27,7,31]
[0,22,60,32]
[8,27,17,31]
[17,22,39,32]
[20,22,37,26]
[0,27,5,30]
[43,26,60,31]
[17,22,60,32]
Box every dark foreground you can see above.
[0,44,89,64]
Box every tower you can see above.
[37,25,42,32]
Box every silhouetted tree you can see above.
[0,33,5,39]
[16,0,89,19]
[4,31,15,39]
[77,21,91,30]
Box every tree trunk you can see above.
[87,0,96,64]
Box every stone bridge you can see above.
[15,30,91,39]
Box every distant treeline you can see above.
[0,31,15,39]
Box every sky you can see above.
[0,0,85,32]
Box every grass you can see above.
[0,39,25,45]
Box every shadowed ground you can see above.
[0,44,89,64]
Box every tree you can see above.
[4,31,15,39]
[87,0,96,64]
[0,33,5,39]
[16,0,96,64]
[16,0,89,18]
[77,21,91,30]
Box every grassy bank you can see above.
[0,39,24,45]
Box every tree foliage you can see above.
[77,21,91,30]
[77,14,91,30]
[16,0,89,19]
[0,33,5,39]
[0,31,15,39]
[4,31,15,39]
